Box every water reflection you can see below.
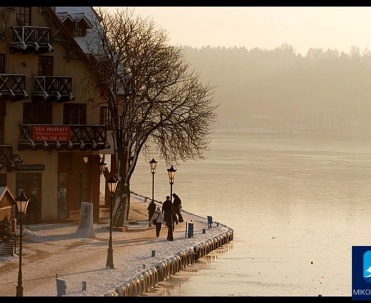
[141,243,233,296]
[132,131,368,296]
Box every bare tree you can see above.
[85,7,217,226]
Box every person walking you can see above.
[147,199,156,227]
[162,196,172,228]
[162,195,176,241]
[150,206,164,237]
[172,193,184,223]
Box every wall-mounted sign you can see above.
[32,126,71,142]
[18,165,45,171]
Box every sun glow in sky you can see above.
[102,6,371,56]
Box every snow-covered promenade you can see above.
[0,193,233,297]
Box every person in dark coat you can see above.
[150,206,165,237]
[147,200,156,227]
[162,196,172,227]
[172,193,184,223]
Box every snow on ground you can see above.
[0,194,233,297]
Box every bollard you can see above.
[207,216,213,228]
[151,250,155,257]
[143,264,146,269]
[82,281,87,291]
[202,228,206,234]
[188,223,194,238]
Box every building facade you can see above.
[0,7,113,224]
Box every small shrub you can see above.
[0,219,15,242]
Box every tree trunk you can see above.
[125,185,131,220]
[113,183,131,227]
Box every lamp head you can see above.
[106,175,118,194]
[15,191,29,215]
[167,165,176,184]
[149,158,157,173]
[14,156,23,171]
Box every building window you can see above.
[100,106,113,129]
[0,54,5,73]
[74,23,87,37]
[23,103,52,124]
[38,56,53,76]
[64,104,86,125]
[15,7,31,26]
[62,19,74,35]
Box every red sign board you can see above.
[32,126,71,142]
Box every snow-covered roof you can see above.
[55,7,100,54]
[55,7,95,19]
[55,11,93,28]
[0,186,15,202]
[54,6,126,94]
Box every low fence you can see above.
[104,229,234,297]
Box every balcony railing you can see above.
[10,26,53,54]
[0,145,13,170]
[0,74,28,101]
[32,76,75,102]
[18,124,110,152]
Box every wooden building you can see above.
[0,7,113,224]
[0,186,15,224]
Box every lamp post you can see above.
[99,156,107,209]
[106,175,117,269]
[167,165,176,241]
[15,191,30,297]
[149,158,157,203]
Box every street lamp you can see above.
[149,158,157,203]
[14,157,23,171]
[106,175,117,269]
[167,165,176,241]
[15,191,30,297]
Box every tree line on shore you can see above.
[183,44,371,134]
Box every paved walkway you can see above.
[0,195,233,296]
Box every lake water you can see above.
[126,130,371,296]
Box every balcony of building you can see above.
[0,74,28,101]
[32,76,75,102]
[0,145,18,172]
[18,124,110,152]
[9,26,53,54]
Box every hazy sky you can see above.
[106,6,371,56]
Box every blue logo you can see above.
[364,251,371,283]
[353,246,371,300]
